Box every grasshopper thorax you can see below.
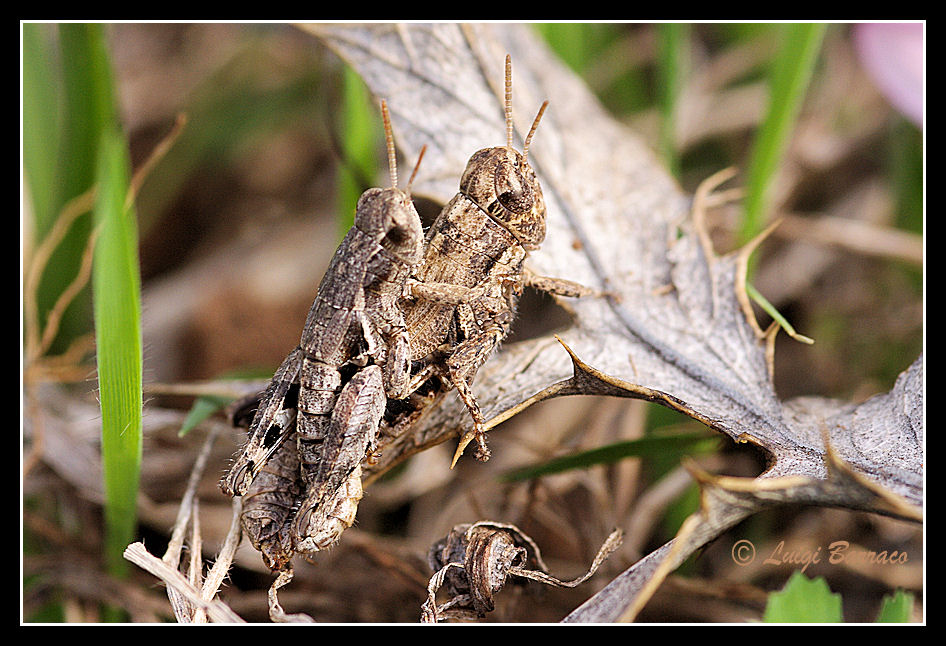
[459,146,546,250]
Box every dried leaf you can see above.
[307,23,923,621]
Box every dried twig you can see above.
[123,421,246,622]
[123,542,244,623]
[267,568,315,623]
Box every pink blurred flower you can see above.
[854,22,924,127]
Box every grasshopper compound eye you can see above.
[494,155,536,215]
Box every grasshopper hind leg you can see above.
[222,347,304,496]
[292,365,386,553]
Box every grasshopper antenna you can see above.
[382,99,426,193]
[503,55,548,162]
[381,99,398,189]
[522,100,548,164]
[407,145,427,194]
[504,54,514,149]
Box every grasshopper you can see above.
[290,363,385,553]
[222,101,426,497]
[238,408,301,571]
[233,372,382,563]
[238,369,384,560]
[395,56,593,465]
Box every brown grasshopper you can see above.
[237,407,301,571]
[233,372,381,565]
[394,56,594,465]
[290,363,384,553]
[237,369,384,562]
[222,100,426,498]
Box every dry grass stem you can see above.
[123,542,244,623]
[774,212,923,265]
[24,189,97,359]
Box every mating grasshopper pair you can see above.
[223,56,592,569]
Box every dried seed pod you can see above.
[421,521,622,623]
[423,521,542,620]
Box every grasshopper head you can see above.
[459,146,546,250]
[354,187,424,266]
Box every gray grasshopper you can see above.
[290,363,385,553]
[237,407,301,571]
[237,369,384,563]
[222,100,425,498]
[394,56,593,465]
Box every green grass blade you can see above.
[22,23,61,234]
[92,125,143,581]
[336,65,378,238]
[502,430,719,482]
[656,23,690,177]
[737,24,825,343]
[58,24,119,201]
[875,589,915,623]
[746,282,814,344]
[27,24,122,356]
[740,23,827,249]
[179,395,233,437]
